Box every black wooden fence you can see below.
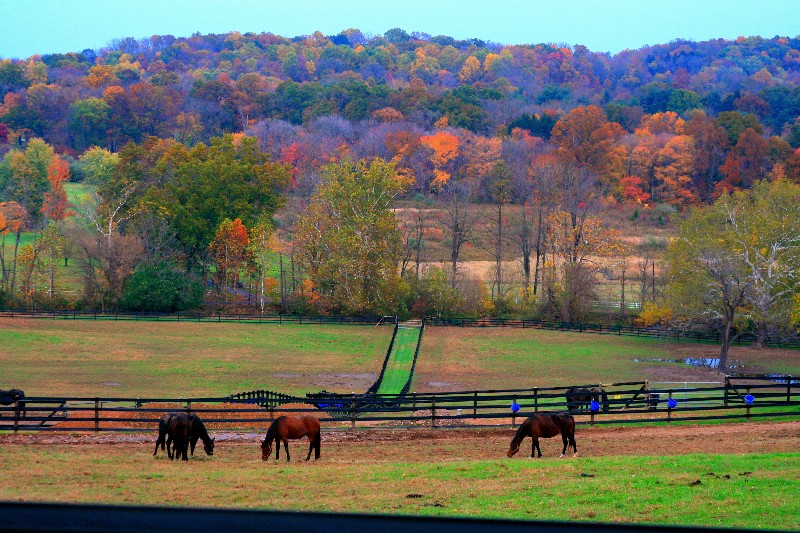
[3,378,798,433]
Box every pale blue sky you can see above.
[1,0,799,59]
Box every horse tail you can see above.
[557,413,577,453]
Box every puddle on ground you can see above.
[633,358,790,379]
[632,357,749,370]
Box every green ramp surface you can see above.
[375,325,421,395]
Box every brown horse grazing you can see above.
[163,413,215,461]
[507,413,577,459]
[261,415,321,462]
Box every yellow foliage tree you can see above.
[635,302,674,327]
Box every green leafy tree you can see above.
[155,134,289,268]
[69,97,111,151]
[0,138,53,223]
[122,260,204,312]
[294,158,409,314]
[666,179,800,367]
[78,147,119,186]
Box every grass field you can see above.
[2,318,800,530]
[0,431,798,530]
[2,318,800,399]
[0,319,392,397]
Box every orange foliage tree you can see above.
[42,156,73,221]
[550,105,624,178]
[420,131,459,190]
[209,218,252,299]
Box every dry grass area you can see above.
[0,422,798,528]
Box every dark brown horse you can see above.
[153,413,176,457]
[158,413,215,461]
[261,415,321,462]
[507,413,577,459]
[565,387,592,412]
[0,388,26,418]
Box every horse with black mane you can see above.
[261,415,321,462]
[155,413,215,461]
[507,413,577,459]
[0,388,26,418]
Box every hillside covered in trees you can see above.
[1,29,800,349]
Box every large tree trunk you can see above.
[718,320,731,372]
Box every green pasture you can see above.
[2,319,800,399]
[0,320,391,397]
[0,442,796,530]
[414,327,800,391]
[64,182,94,206]
[375,326,422,395]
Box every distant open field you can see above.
[2,317,799,398]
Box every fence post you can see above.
[667,390,673,425]
[724,377,729,407]
[412,392,417,412]
[94,398,100,432]
[533,388,538,413]
[431,396,436,428]
[473,391,477,419]
[186,400,192,413]
[13,399,20,433]
[511,394,517,428]
[746,386,751,421]
[269,392,274,421]
[787,377,793,404]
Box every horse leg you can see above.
[314,433,321,460]
[283,439,291,462]
[167,434,174,459]
[560,433,568,458]
[530,437,536,458]
[571,434,578,456]
[535,438,542,458]
[305,436,313,461]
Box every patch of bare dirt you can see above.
[2,421,798,461]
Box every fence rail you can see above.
[3,379,798,433]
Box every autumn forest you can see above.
[1,29,800,352]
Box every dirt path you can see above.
[3,421,798,461]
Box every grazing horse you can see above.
[507,413,577,459]
[261,415,321,462]
[565,387,592,412]
[161,413,215,461]
[0,388,26,418]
